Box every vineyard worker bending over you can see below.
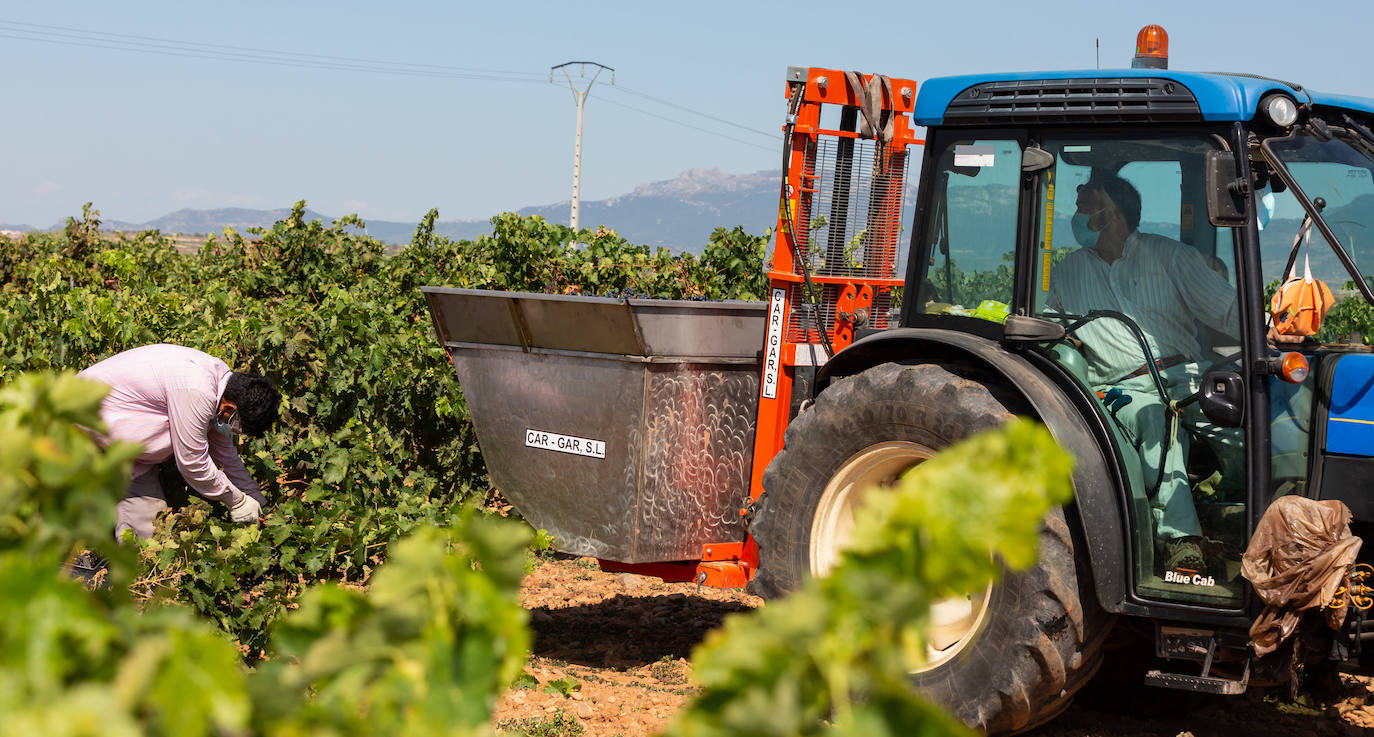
[79,344,281,540]
[1047,171,1239,574]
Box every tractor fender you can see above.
[815,327,1130,613]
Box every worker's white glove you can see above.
[229,493,262,523]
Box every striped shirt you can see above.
[78,344,258,505]
[1047,231,1239,386]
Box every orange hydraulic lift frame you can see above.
[599,68,922,589]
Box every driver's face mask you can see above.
[214,410,242,438]
[1070,206,1108,247]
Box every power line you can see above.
[598,97,776,153]
[0,18,778,150]
[0,23,545,83]
[0,31,544,83]
[612,84,777,139]
[0,19,547,77]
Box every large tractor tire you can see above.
[750,362,1112,735]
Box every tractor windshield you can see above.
[1261,123,1374,335]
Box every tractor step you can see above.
[1143,669,1247,694]
[1145,625,1250,694]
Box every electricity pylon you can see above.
[551,61,614,233]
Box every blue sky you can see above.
[3,1,1374,229]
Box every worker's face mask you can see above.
[214,410,242,438]
[1070,207,1108,247]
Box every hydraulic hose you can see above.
[779,82,835,360]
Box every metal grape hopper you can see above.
[423,289,767,566]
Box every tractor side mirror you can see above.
[1205,150,1249,227]
[1199,369,1245,427]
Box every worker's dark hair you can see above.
[1087,170,1142,231]
[223,372,280,437]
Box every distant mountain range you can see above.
[0,168,781,255]
[9,170,1372,278]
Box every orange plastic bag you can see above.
[1270,223,1334,337]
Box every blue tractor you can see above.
[749,42,1374,733]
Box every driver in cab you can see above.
[1047,171,1238,575]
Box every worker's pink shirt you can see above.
[78,344,259,505]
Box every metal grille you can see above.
[943,77,1202,125]
[871,289,894,328]
[794,138,909,280]
[784,282,896,342]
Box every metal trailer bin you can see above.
[423,287,767,563]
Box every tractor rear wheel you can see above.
[749,362,1111,734]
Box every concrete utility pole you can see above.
[551,61,614,233]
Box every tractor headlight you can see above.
[1263,95,1299,128]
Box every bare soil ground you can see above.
[494,556,1374,737]
[493,556,759,736]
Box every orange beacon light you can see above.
[1133,25,1169,69]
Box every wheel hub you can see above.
[809,440,991,669]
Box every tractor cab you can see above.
[905,68,1374,615]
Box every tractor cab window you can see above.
[1260,131,1374,342]
[1030,134,1247,608]
[914,138,1022,322]
[1257,124,1374,503]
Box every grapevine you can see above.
[0,203,769,652]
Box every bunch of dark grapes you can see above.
[600,288,651,300]
[599,289,710,302]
